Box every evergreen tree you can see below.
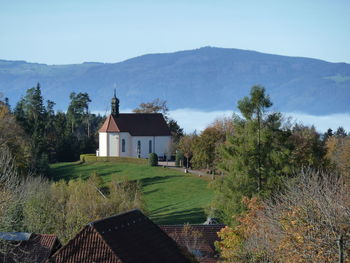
[335,126,347,138]
[4,97,10,112]
[167,118,184,144]
[211,86,290,224]
[14,83,49,174]
[67,92,91,136]
[323,128,333,142]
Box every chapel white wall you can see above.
[99,132,171,159]
[99,132,108,156]
[108,133,119,157]
[119,132,131,157]
[131,136,171,159]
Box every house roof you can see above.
[99,113,171,136]
[49,209,193,263]
[160,224,225,263]
[0,233,61,263]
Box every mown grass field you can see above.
[49,161,214,225]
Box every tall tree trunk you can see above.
[338,234,344,263]
[257,111,262,192]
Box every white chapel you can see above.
[97,92,172,159]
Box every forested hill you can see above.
[0,46,349,114]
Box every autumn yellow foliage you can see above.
[326,136,350,180]
[216,171,350,263]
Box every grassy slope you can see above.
[50,162,213,224]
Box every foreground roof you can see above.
[50,209,193,263]
[161,224,225,263]
[0,233,61,263]
[99,113,171,136]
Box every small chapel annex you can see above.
[97,92,172,159]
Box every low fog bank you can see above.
[93,108,350,134]
[169,109,350,134]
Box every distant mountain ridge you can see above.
[0,47,349,115]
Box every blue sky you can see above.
[1,0,349,64]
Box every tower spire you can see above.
[111,89,119,118]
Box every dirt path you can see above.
[158,161,214,179]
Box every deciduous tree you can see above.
[133,98,169,117]
[178,134,197,168]
[191,127,225,171]
[216,169,350,263]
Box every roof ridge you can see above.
[119,112,163,115]
[39,233,58,237]
[159,224,226,226]
[89,209,141,226]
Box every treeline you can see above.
[177,86,349,221]
[0,144,144,244]
[1,86,144,244]
[176,86,350,262]
[1,83,104,176]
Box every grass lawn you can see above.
[49,161,214,225]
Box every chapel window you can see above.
[122,139,125,152]
[149,140,152,153]
[137,141,141,158]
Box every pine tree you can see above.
[67,92,91,136]
[211,86,290,224]
[14,83,49,174]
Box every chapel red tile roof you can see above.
[99,114,120,132]
[49,209,194,263]
[160,224,225,263]
[0,233,61,263]
[99,113,171,136]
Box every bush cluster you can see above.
[148,153,158,166]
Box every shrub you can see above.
[23,176,144,244]
[149,153,158,166]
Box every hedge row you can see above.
[80,154,147,165]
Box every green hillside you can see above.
[50,161,214,224]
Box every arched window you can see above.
[122,139,125,152]
[149,140,152,153]
[137,140,141,158]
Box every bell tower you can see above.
[111,89,119,118]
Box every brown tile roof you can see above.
[99,113,171,136]
[48,226,120,263]
[35,234,62,261]
[160,224,225,263]
[0,233,61,263]
[99,114,120,132]
[49,209,194,263]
